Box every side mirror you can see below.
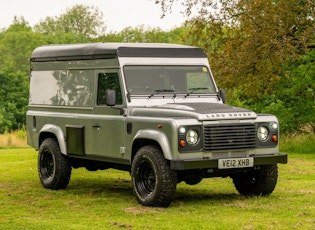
[219,88,226,103]
[106,89,116,106]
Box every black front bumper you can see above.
[170,153,288,170]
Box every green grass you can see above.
[280,133,315,154]
[1,148,315,230]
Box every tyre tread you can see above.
[38,138,72,190]
[131,145,177,207]
[232,164,278,196]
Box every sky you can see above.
[0,0,186,32]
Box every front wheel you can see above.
[38,138,72,190]
[232,164,278,196]
[131,145,177,207]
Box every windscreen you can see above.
[123,66,216,96]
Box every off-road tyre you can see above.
[131,145,177,207]
[38,138,72,190]
[232,164,278,196]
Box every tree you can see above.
[0,17,44,133]
[0,17,43,73]
[0,5,107,133]
[96,25,183,43]
[34,5,106,40]
[156,0,315,133]
[156,0,315,97]
[0,67,28,133]
[274,51,315,133]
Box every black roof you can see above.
[30,42,207,62]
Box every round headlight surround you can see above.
[186,129,199,145]
[257,126,269,141]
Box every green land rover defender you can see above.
[26,43,287,207]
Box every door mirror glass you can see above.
[106,90,116,106]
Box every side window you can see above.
[97,72,122,105]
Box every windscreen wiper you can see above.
[149,89,175,98]
[185,87,208,98]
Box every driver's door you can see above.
[86,70,125,159]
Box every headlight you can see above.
[257,126,269,141]
[178,126,202,152]
[186,130,199,145]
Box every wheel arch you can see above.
[39,124,67,155]
[131,129,172,162]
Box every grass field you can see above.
[0,147,314,230]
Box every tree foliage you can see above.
[34,5,106,40]
[0,17,45,73]
[96,25,189,44]
[0,3,314,134]
[0,5,107,133]
[0,67,28,133]
[274,51,315,133]
[157,0,315,97]
[156,0,315,133]
[0,18,39,132]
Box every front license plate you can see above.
[218,157,254,169]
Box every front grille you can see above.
[204,123,256,151]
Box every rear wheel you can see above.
[131,145,177,207]
[232,164,278,196]
[38,138,72,190]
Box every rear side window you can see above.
[97,72,122,105]
[29,70,94,106]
